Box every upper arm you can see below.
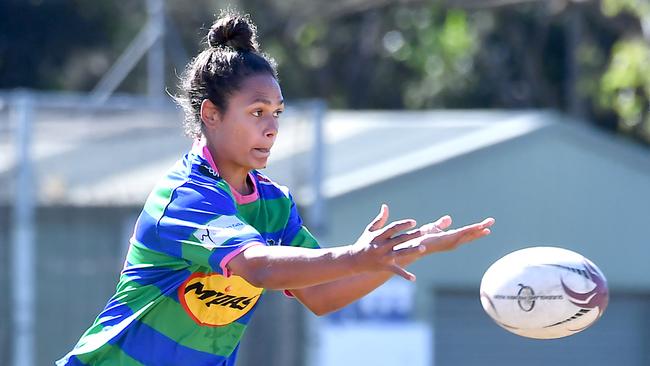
[154,183,266,275]
[222,244,270,286]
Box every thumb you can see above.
[388,263,416,282]
[368,204,389,232]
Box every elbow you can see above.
[309,302,343,317]
[303,297,338,317]
[311,306,334,317]
[288,288,333,316]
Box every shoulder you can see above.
[159,154,237,217]
[170,181,235,213]
[252,170,291,200]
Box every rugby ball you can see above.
[480,247,608,339]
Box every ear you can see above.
[200,99,221,129]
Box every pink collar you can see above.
[193,140,259,205]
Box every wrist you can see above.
[338,244,365,276]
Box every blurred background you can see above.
[1,0,649,365]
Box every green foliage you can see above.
[386,8,478,108]
[601,0,650,18]
[240,2,481,109]
[600,39,650,121]
[3,0,650,144]
[599,0,650,141]
[0,1,144,91]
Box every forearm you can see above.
[227,244,362,290]
[226,210,443,292]
[292,256,418,316]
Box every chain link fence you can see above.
[0,91,325,366]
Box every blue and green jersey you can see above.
[57,143,319,366]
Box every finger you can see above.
[393,242,427,256]
[421,218,494,251]
[453,217,495,233]
[462,227,492,242]
[455,228,491,245]
[377,219,417,240]
[482,217,496,228]
[368,204,389,232]
[387,263,417,282]
[419,215,452,234]
[434,215,453,231]
[388,230,424,247]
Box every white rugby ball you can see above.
[480,247,608,339]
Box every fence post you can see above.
[10,91,35,366]
[147,0,166,102]
[309,100,327,234]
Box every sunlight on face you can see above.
[209,73,285,172]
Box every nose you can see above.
[264,117,278,139]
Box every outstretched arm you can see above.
[226,206,426,289]
[289,205,494,316]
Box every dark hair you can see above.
[175,10,278,139]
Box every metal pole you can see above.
[147,0,166,102]
[10,91,35,366]
[309,100,327,234]
[91,1,164,105]
[566,5,585,119]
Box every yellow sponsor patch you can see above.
[179,273,262,326]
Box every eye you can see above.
[273,110,284,118]
[251,110,263,117]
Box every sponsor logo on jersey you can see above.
[179,272,262,326]
[199,164,220,178]
[193,215,260,250]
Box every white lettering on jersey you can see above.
[194,216,259,250]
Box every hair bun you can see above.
[208,12,258,52]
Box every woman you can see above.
[57,11,494,366]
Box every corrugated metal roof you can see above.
[0,109,570,206]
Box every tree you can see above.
[0,1,145,91]
[2,0,649,145]
[598,0,650,142]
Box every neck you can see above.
[208,146,252,195]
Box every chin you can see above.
[250,161,268,170]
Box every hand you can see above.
[396,215,495,257]
[349,204,427,282]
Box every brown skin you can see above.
[200,73,495,316]
[200,74,284,194]
[292,206,493,315]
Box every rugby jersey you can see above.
[57,142,319,366]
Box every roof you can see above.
[1,107,644,207]
[289,110,550,203]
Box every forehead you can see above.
[233,74,283,104]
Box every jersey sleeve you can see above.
[281,194,320,249]
[156,182,265,276]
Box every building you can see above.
[1,107,648,365]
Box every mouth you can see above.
[252,147,271,158]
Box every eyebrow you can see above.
[251,97,284,106]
